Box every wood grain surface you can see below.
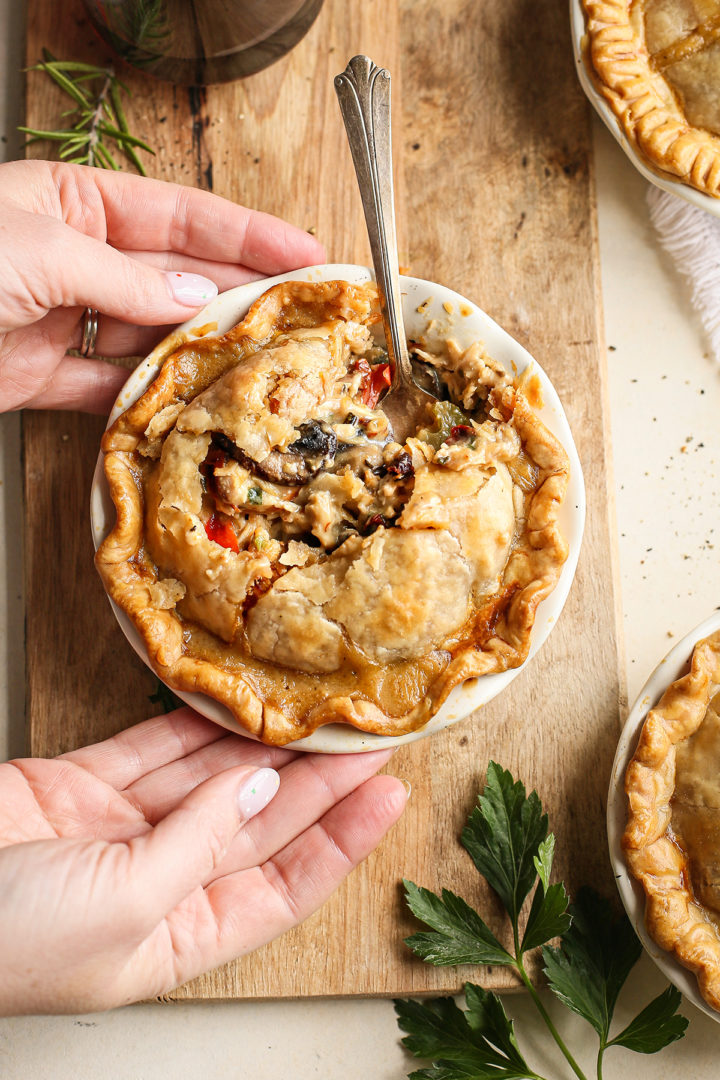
[23,0,625,999]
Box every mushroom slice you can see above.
[212,422,337,485]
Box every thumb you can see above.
[36,216,219,326]
[122,765,280,927]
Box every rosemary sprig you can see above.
[19,49,155,174]
[106,0,171,69]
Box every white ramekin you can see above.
[607,610,720,1021]
[91,263,585,752]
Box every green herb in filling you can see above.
[417,401,472,450]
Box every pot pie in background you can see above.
[96,279,570,746]
[582,0,720,197]
[624,630,720,1011]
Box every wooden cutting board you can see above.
[23,0,625,998]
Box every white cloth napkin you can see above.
[647,185,720,362]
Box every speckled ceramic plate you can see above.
[91,263,585,752]
[570,0,720,218]
[607,610,720,1021]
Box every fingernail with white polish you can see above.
[237,768,280,820]
[165,271,218,306]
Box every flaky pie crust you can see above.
[624,629,720,1011]
[96,280,570,746]
[582,1,720,198]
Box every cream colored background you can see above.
[1,3,720,1074]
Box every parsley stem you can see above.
[515,956,588,1080]
[596,1047,605,1080]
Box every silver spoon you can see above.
[334,55,436,444]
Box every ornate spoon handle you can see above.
[334,55,412,389]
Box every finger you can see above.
[0,306,77,410]
[123,733,298,823]
[23,354,130,412]
[69,228,321,352]
[62,708,229,789]
[196,775,408,970]
[52,162,326,271]
[121,763,281,929]
[207,748,398,879]
[38,219,220,325]
[0,304,131,413]
[0,305,129,413]
[116,249,268,292]
[66,314,174,359]
[65,232,303,354]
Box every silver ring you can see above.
[79,307,99,357]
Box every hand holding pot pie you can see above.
[0,708,406,1015]
[0,165,412,1016]
[0,159,323,412]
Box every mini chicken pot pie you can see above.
[624,630,720,1011]
[582,0,720,197]
[96,279,569,746]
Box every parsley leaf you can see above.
[461,763,548,926]
[542,887,641,1040]
[607,986,688,1054]
[394,984,541,1080]
[404,880,513,967]
[533,834,555,891]
[521,833,571,953]
[521,881,571,954]
[397,763,689,1080]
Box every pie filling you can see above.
[143,319,519,671]
[96,280,569,743]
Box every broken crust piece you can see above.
[96,279,570,746]
[624,630,720,1011]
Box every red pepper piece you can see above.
[364,512,387,534]
[449,424,474,442]
[205,513,239,553]
[361,363,392,409]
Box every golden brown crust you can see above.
[623,629,720,1010]
[581,0,720,198]
[96,280,569,746]
[103,280,379,454]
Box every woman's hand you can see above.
[0,159,324,413]
[0,708,406,1015]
